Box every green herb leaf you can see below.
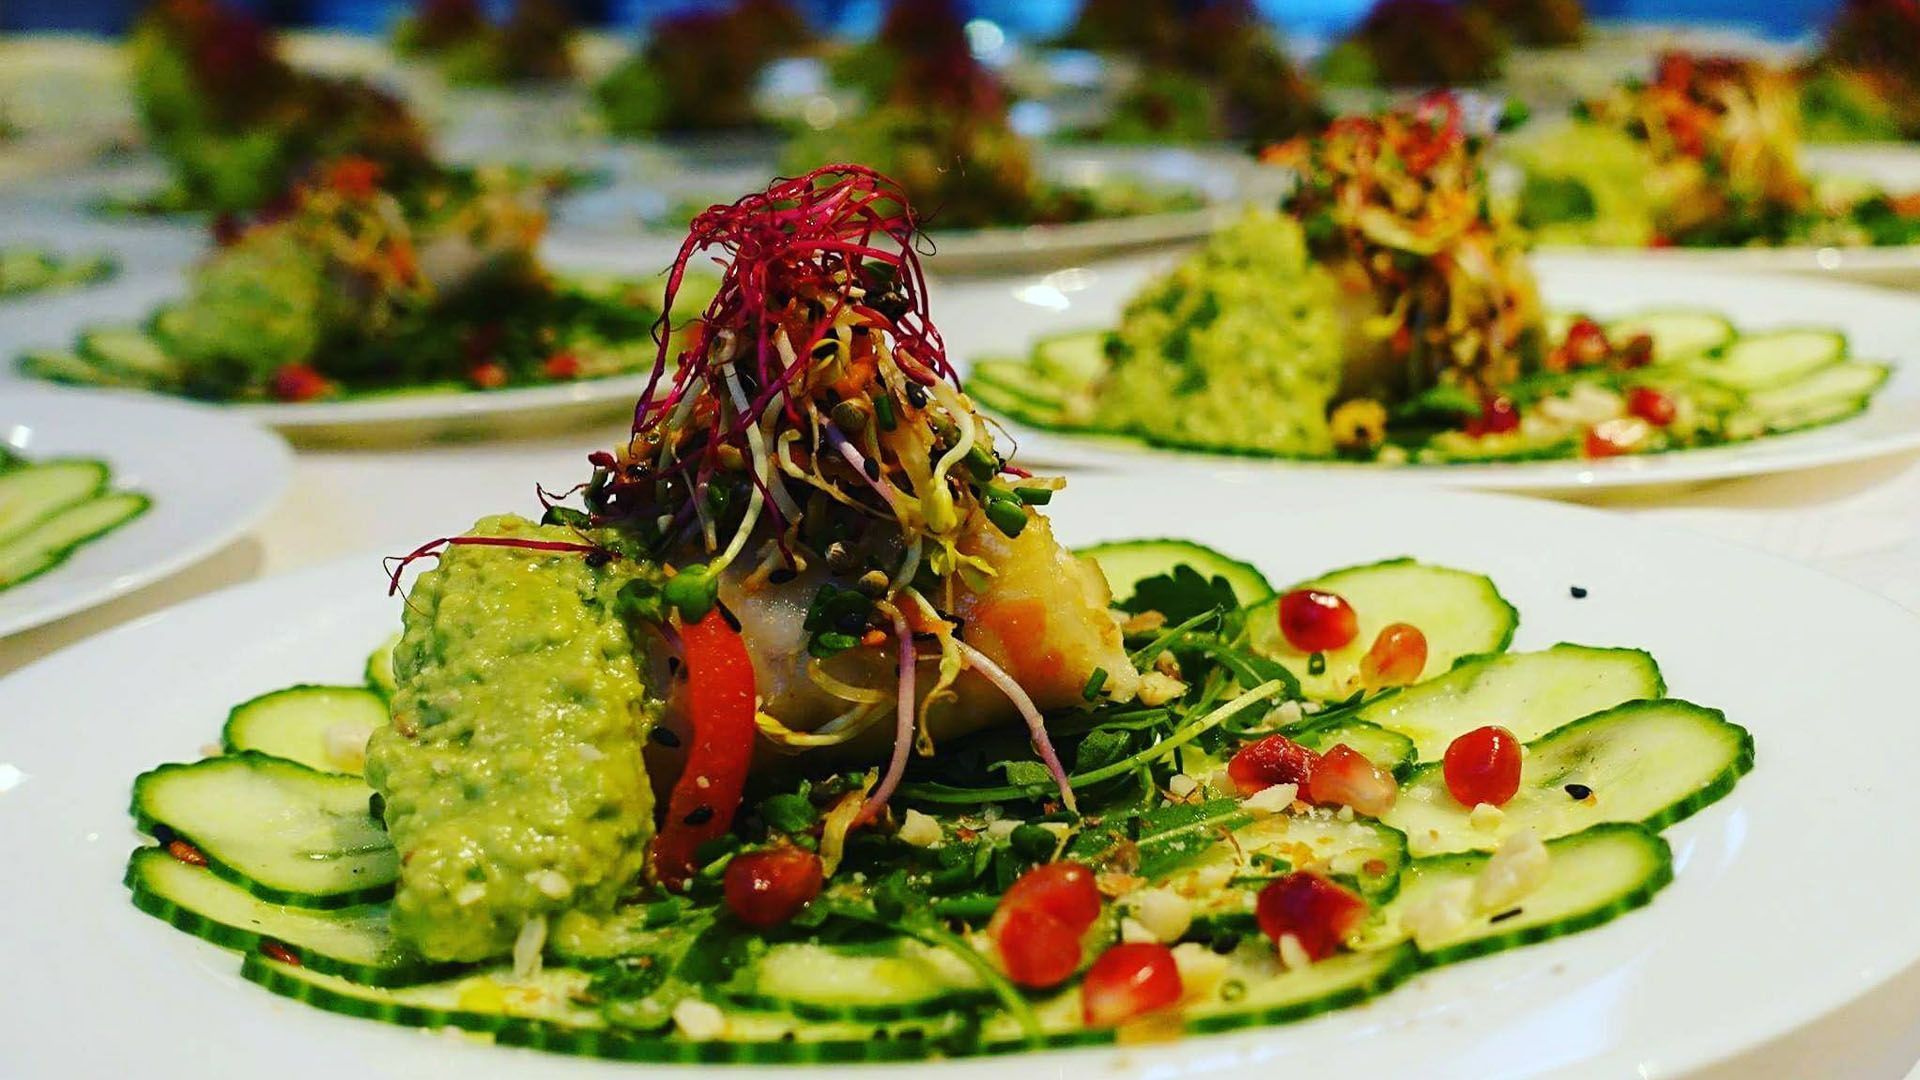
[995,760,1054,787]
[1135,798,1253,879]
[760,792,819,834]
[1120,564,1239,624]
[1074,728,1133,772]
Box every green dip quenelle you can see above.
[1093,209,1345,456]
[366,514,663,963]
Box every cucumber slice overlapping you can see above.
[222,685,388,776]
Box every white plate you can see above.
[942,252,1920,490]
[1,477,1917,1077]
[0,240,667,447]
[553,145,1283,275]
[0,386,290,637]
[1534,144,1920,290]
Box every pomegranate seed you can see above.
[1626,386,1676,426]
[722,847,823,929]
[998,862,1101,934]
[1359,622,1427,688]
[543,351,582,380]
[165,839,208,867]
[1464,394,1520,437]
[1256,872,1367,962]
[469,362,509,390]
[326,156,383,200]
[269,364,330,403]
[1277,589,1358,653]
[1442,725,1523,807]
[1562,317,1612,366]
[1306,744,1398,817]
[1227,734,1320,795]
[997,905,1083,989]
[1082,943,1183,1026]
[1620,334,1655,368]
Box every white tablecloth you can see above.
[5,430,1920,1077]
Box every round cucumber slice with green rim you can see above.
[729,940,989,1020]
[131,752,396,907]
[125,847,457,987]
[1690,329,1845,392]
[0,491,148,589]
[1242,560,1518,702]
[1077,538,1276,611]
[243,957,981,1064]
[77,326,181,385]
[366,633,401,696]
[1603,310,1735,361]
[965,371,1072,429]
[1385,699,1753,856]
[1167,806,1409,909]
[1288,717,1417,779]
[1181,942,1418,1034]
[0,459,107,544]
[1363,822,1673,965]
[1355,644,1665,763]
[1726,360,1890,437]
[970,359,1069,408]
[221,685,388,776]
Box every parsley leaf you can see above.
[1118,564,1239,625]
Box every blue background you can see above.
[1,0,1836,42]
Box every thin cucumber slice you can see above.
[1032,330,1110,384]
[1692,329,1845,392]
[1243,560,1518,701]
[1290,717,1417,779]
[1182,942,1418,1034]
[1167,807,1408,908]
[18,349,145,388]
[366,633,401,696]
[1385,699,1753,856]
[1728,360,1889,437]
[1078,538,1276,610]
[222,685,388,776]
[0,491,148,589]
[1604,310,1734,361]
[243,957,976,1063]
[1363,823,1672,966]
[131,752,396,907]
[78,326,182,384]
[125,847,455,987]
[970,359,1068,408]
[0,459,107,544]
[1355,644,1665,763]
[730,940,988,1020]
[966,371,1071,428]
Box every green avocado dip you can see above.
[1091,209,1345,456]
[366,514,664,963]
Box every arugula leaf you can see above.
[995,760,1054,787]
[760,792,819,834]
[1119,564,1239,624]
[1135,798,1253,879]
[1074,728,1134,772]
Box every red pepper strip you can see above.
[649,607,758,889]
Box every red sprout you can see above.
[383,535,610,595]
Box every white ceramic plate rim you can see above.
[4,480,1920,1078]
[0,386,291,636]
[952,252,1920,490]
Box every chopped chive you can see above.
[1081,667,1108,701]
[872,393,897,430]
[1013,486,1052,505]
[1308,652,1327,676]
[985,497,1027,538]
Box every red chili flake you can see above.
[468,362,509,390]
[166,839,208,867]
[260,942,302,966]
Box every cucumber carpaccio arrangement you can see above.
[0,450,148,592]
[967,94,1892,465]
[125,168,1754,1063]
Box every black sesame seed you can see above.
[905,384,928,408]
[718,603,742,633]
[583,550,612,568]
[1308,652,1327,676]
[1490,907,1524,923]
[666,656,681,677]
[1564,783,1593,800]
[768,568,797,585]
[1570,586,1588,599]
[650,727,682,748]
[862,457,881,481]
[683,805,715,826]
[368,793,386,820]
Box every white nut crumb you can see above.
[1171,942,1230,999]
[455,883,487,907]
[532,870,572,899]
[1336,805,1355,822]
[1277,933,1312,972]
[1119,917,1158,944]
[1468,802,1505,831]
[1398,879,1474,948]
[322,721,374,773]
[1270,700,1304,727]
[672,999,728,1040]
[1473,831,1551,912]
[1241,782,1299,816]
[986,819,1022,839]
[1137,672,1188,707]
[1167,773,1200,799]
[897,809,943,848]
[1131,888,1194,943]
